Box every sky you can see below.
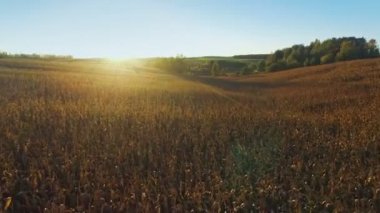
[0,0,379,58]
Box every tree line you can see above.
[265,37,379,71]
[145,55,188,74]
[147,37,380,76]
[232,54,269,60]
[0,51,73,60]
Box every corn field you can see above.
[0,58,380,212]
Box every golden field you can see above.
[0,58,380,212]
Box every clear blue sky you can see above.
[0,0,379,58]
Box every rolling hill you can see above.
[0,57,379,212]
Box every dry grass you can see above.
[0,58,380,212]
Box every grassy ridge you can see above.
[0,58,380,211]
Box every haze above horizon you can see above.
[0,0,379,58]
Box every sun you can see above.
[105,57,127,63]
[102,57,142,73]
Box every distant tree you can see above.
[148,55,188,74]
[214,60,247,73]
[257,61,266,72]
[172,55,188,73]
[303,58,310,66]
[266,61,287,71]
[291,44,307,64]
[309,56,320,66]
[210,61,221,76]
[0,51,72,60]
[232,54,269,60]
[264,37,379,72]
[320,53,335,64]
[309,39,322,63]
[240,64,257,75]
[336,40,358,61]
[286,52,301,68]
[272,50,284,63]
[336,38,368,61]
[0,51,8,58]
[250,63,258,72]
[368,39,380,58]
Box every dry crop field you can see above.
[0,58,380,212]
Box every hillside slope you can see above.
[188,58,380,211]
[0,58,379,212]
[196,58,380,116]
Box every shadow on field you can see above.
[181,75,289,92]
